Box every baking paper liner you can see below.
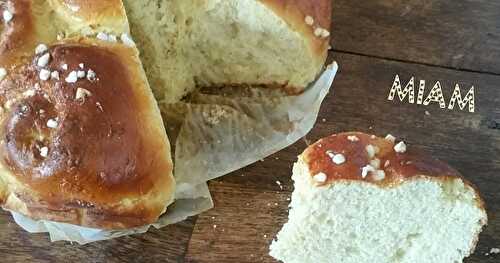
[9,62,338,244]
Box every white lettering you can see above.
[448,84,475,113]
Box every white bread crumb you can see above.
[271,157,487,263]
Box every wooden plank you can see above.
[186,182,290,263]
[186,51,500,262]
[0,210,196,262]
[332,0,500,73]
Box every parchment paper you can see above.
[9,62,338,244]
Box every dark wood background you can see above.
[1,0,499,262]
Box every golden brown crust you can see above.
[0,39,174,229]
[259,0,331,65]
[0,0,39,65]
[0,0,175,230]
[302,132,487,201]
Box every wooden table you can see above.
[1,1,499,262]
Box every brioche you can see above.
[270,132,487,263]
[122,0,332,103]
[0,0,175,229]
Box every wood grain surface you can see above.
[1,0,500,262]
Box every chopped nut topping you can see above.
[370,158,381,169]
[373,170,386,181]
[385,134,396,143]
[47,118,58,128]
[347,135,359,142]
[394,141,407,153]
[3,10,13,23]
[361,165,375,178]
[313,172,327,183]
[314,27,323,37]
[314,27,330,38]
[0,68,7,81]
[305,15,314,26]
[40,146,48,158]
[97,32,109,41]
[37,53,51,67]
[65,71,78,83]
[87,69,97,81]
[320,29,330,38]
[327,151,346,165]
[77,70,86,78]
[75,88,92,101]
[108,34,118,42]
[35,44,48,55]
[366,144,379,159]
[39,69,51,81]
[50,71,60,80]
[121,33,136,47]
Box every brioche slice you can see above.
[122,0,332,103]
[270,132,487,263]
[0,0,175,229]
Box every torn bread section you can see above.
[122,0,331,103]
[270,132,487,263]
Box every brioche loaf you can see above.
[0,0,175,229]
[0,0,332,230]
[122,0,332,103]
[270,132,487,263]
